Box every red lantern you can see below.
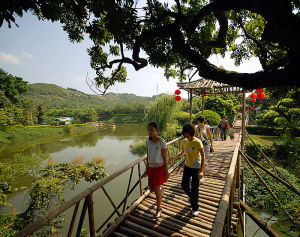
[261,103,263,107]
[256,92,265,99]
[175,95,181,101]
[256,88,264,92]
[250,107,253,110]
[175,89,181,95]
[251,98,256,103]
[250,93,256,98]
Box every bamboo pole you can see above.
[102,186,121,217]
[239,150,294,222]
[76,197,88,237]
[239,201,279,237]
[87,194,96,237]
[202,94,204,115]
[245,154,300,196]
[211,132,242,237]
[189,89,193,124]
[137,163,143,196]
[234,202,245,237]
[245,131,295,187]
[241,90,246,151]
[122,167,134,214]
[96,180,140,233]
[67,201,80,237]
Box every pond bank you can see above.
[0,124,96,147]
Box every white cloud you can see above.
[0,52,21,64]
[21,51,34,59]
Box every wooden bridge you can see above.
[14,113,299,237]
[13,116,241,236]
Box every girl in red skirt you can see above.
[142,121,169,221]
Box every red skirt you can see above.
[148,165,168,187]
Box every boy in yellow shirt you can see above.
[172,124,206,216]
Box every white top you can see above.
[146,138,167,167]
[196,124,210,140]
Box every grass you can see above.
[248,134,279,146]
[0,124,96,146]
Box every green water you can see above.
[0,124,148,235]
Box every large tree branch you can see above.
[170,23,299,88]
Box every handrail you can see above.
[210,131,242,236]
[14,136,184,237]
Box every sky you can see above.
[0,12,262,99]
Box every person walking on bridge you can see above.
[218,116,228,141]
[195,115,214,161]
[172,124,206,216]
[142,121,169,221]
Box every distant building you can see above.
[55,117,73,125]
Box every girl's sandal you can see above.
[153,208,162,221]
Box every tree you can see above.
[37,105,44,124]
[0,69,28,103]
[1,1,299,92]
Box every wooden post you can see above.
[102,186,121,217]
[241,90,246,150]
[138,163,143,196]
[202,95,204,115]
[189,89,193,124]
[67,202,80,237]
[122,167,134,213]
[76,198,88,237]
[240,201,279,237]
[87,194,96,237]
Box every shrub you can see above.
[262,110,279,126]
[172,111,191,125]
[246,125,300,136]
[193,110,221,126]
[63,125,76,134]
[130,140,146,156]
[273,137,298,167]
[245,142,274,161]
[161,123,180,141]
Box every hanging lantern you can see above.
[175,89,181,95]
[251,98,256,103]
[250,93,256,98]
[250,106,253,110]
[256,88,264,92]
[175,95,181,101]
[256,92,265,99]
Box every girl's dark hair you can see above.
[197,115,205,123]
[148,121,158,140]
[182,124,195,137]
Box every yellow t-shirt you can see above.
[181,137,204,168]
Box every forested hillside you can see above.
[20,83,154,109]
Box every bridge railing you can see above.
[211,131,243,236]
[14,136,184,237]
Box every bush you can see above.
[63,125,76,134]
[193,110,221,126]
[245,142,274,161]
[130,140,146,156]
[246,125,300,136]
[161,124,181,141]
[273,137,298,167]
[172,111,190,125]
[262,110,279,126]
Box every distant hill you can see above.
[20,83,156,108]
